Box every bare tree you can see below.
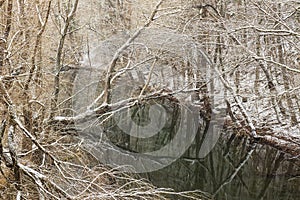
[0,0,300,199]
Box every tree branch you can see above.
[103,0,165,103]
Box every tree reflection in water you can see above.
[143,132,300,200]
[104,101,300,200]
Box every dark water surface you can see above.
[144,133,300,200]
[104,103,300,200]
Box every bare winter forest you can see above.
[0,0,300,199]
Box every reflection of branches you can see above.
[257,152,285,199]
[212,142,257,197]
[223,136,252,194]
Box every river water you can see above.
[144,132,300,200]
[102,102,300,200]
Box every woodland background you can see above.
[0,0,300,199]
